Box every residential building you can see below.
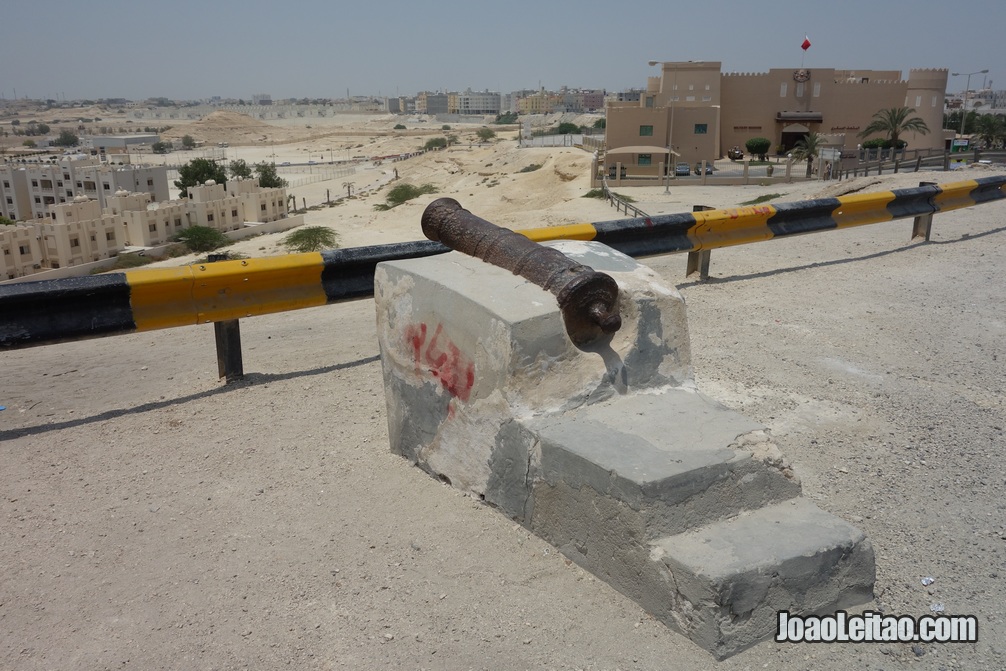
[603,61,948,178]
[456,89,501,115]
[37,196,122,269]
[0,224,43,279]
[2,177,291,279]
[416,92,450,115]
[0,167,31,222]
[6,158,170,220]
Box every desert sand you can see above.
[3,109,1006,670]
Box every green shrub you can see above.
[423,137,447,150]
[582,189,606,199]
[378,183,437,209]
[282,227,339,252]
[173,226,229,253]
[745,137,772,160]
[518,164,542,173]
[393,124,406,130]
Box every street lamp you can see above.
[951,69,989,136]
[649,61,676,193]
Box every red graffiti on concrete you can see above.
[403,322,475,402]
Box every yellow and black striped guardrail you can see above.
[1,176,1003,352]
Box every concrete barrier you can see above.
[374,241,875,658]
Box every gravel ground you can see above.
[2,170,1005,670]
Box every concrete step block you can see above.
[649,498,875,658]
[522,389,802,538]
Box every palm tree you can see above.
[975,114,1005,149]
[790,132,826,178]
[858,107,930,153]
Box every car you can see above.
[308,160,317,165]
[280,161,290,166]
[674,162,691,176]
[694,162,714,175]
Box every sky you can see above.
[2,0,1003,101]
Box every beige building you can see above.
[37,196,123,269]
[1,158,170,221]
[0,167,32,222]
[2,177,291,279]
[1,224,44,280]
[603,61,948,178]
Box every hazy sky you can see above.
[3,0,1002,101]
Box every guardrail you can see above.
[2,177,1004,377]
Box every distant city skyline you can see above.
[3,0,1002,101]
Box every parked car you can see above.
[674,162,691,176]
[694,162,715,175]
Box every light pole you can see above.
[649,61,677,193]
[951,69,989,136]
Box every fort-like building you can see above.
[603,61,949,178]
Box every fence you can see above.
[600,179,649,218]
[2,177,1004,368]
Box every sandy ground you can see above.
[3,112,1006,669]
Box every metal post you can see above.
[208,253,244,383]
[911,182,938,242]
[685,206,713,280]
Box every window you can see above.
[645,97,654,108]
[5,197,11,205]
[3,249,8,255]
[639,125,654,136]
[688,84,694,91]
[813,83,821,97]
[76,181,83,188]
[780,83,788,97]
[694,124,708,134]
[702,96,711,102]
[260,204,267,211]
[638,154,652,166]
[57,181,63,187]
[19,245,29,255]
[63,174,70,181]
[3,181,9,188]
[207,213,214,222]
[34,197,41,204]
[102,183,110,190]
[147,179,154,186]
[915,95,922,107]
[932,95,938,107]
[70,237,80,248]
[685,96,695,102]
[705,84,710,90]
[31,180,38,188]
[231,209,238,218]
[106,231,115,241]
[90,235,96,242]
[174,217,182,227]
[148,223,157,232]
[796,83,804,97]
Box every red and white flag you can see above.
[801,36,812,51]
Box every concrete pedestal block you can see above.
[374,241,692,501]
[374,240,875,658]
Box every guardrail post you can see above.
[685,205,713,280]
[208,252,244,383]
[911,181,938,242]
